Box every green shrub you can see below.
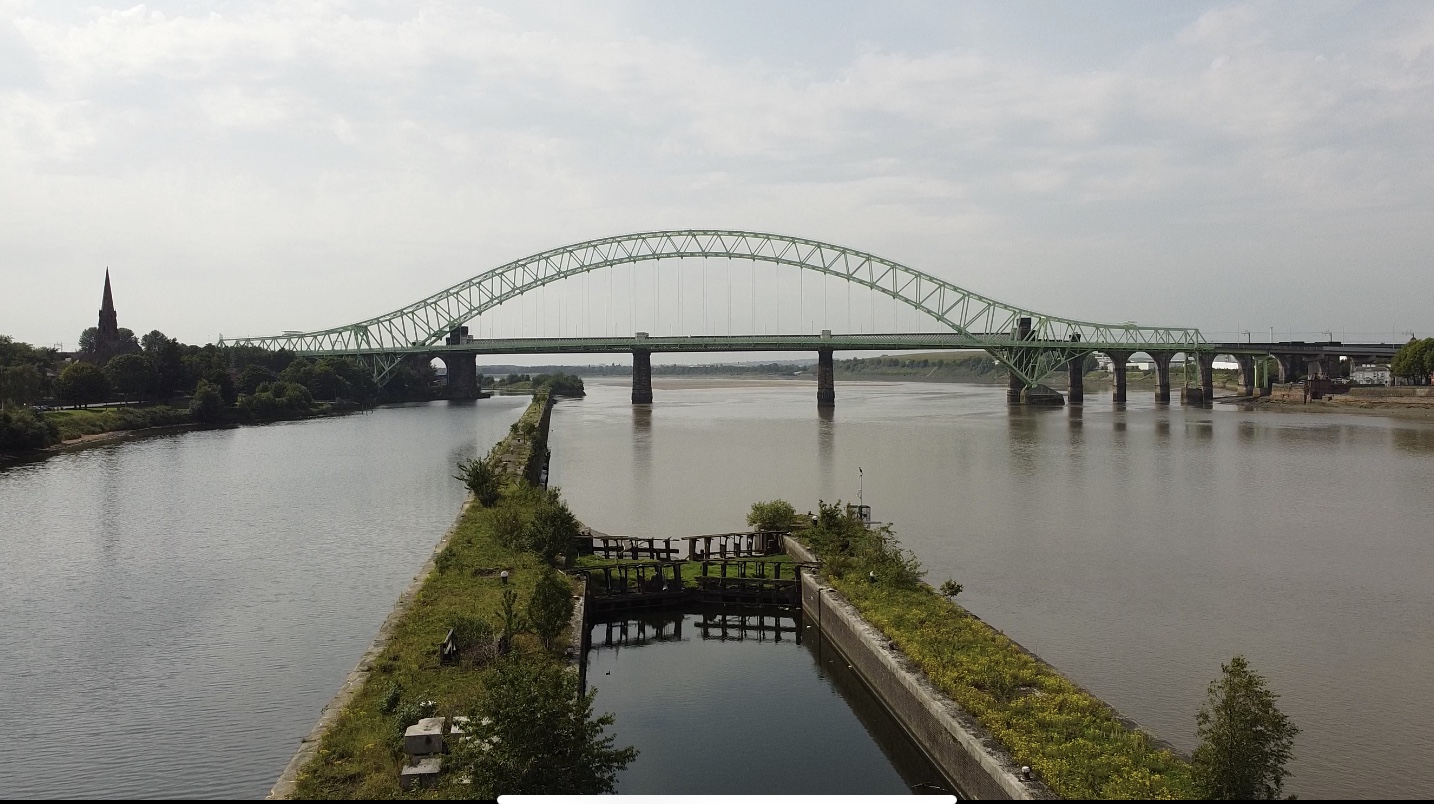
[456,456,501,507]
[448,657,635,797]
[188,379,225,422]
[747,499,797,532]
[527,569,575,652]
[0,407,59,450]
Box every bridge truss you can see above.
[220,229,1207,387]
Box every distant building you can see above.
[93,269,122,365]
[1351,364,1391,386]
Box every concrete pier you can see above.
[816,348,835,408]
[1066,336,1084,406]
[631,349,653,405]
[1236,355,1256,397]
[1105,350,1130,404]
[1197,353,1214,403]
[1151,352,1172,404]
[445,355,478,399]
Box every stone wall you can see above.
[787,539,1051,800]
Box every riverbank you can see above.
[1,401,381,465]
[271,393,593,799]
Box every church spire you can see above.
[98,268,118,337]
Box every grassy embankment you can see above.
[795,506,1196,800]
[39,399,363,446]
[44,405,198,442]
[286,393,580,799]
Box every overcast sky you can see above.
[3,0,1432,354]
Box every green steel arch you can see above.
[221,229,1206,386]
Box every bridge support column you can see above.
[816,348,835,408]
[1066,335,1084,406]
[1151,353,1172,404]
[1236,356,1256,397]
[1007,317,1032,405]
[446,354,478,399]
[1105,350,1130,404]
[1274,354,1300,384]
[1199,353,1215,403]
[632,349,653,405]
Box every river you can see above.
[0,399,527,799]
[549,378,1434,800]
[2,380,1431,798]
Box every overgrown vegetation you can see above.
[746,499,797,532]
[288,394,633,799]
[794,499,1197,799]
[447,657,636,798]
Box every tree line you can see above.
[0,330,449,451]
[1392,337,1434,383]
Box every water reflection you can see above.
[583,608,945,795]
[817,407,835,489]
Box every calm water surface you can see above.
[549,378,1434,800]
[583,608,947,795]
[0,399,528,799]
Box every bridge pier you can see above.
[1104,350,1130,404]
[1007,317,1032,405]
[1236,355,1256,397]
[632,349,653,405]
[1151,352,1172,404]
[1066,340,1084,406]
[445,354,479,399]
[1198,353,1215,403]
[1274,354,1301,384]
[816,348,835,408]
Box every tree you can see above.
[237,364,278,396]
[527,568,575,652]
[1193,655,1299,800]
[525,494,580,564]
[747,499,796,532]
[1391,337,1434,383]
[103,353,156,402]
[448,657,636,797]
[54,361,109,407]
[77,327,98,355]
[141,330,185,399]
[456,457,501,506]
[0,364,43,409]
[189,379,225,422]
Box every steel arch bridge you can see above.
[220,229,1207,387]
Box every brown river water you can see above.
[550,378,1434,800]
[1,379,1430,798]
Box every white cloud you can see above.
[1,1,1432,347]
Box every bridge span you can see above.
[219,229,1400,407]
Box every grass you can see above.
[288,393,582,800]
[45,405,195,441]
[794,515,1197,800]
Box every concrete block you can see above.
[398,756,442,791]
[403,716,446,757]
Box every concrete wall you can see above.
[786,539,1052,800]
[1347,386,1434,398]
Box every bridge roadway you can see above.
[410,331,1401,408]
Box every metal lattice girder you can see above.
[220,229,1206,387]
